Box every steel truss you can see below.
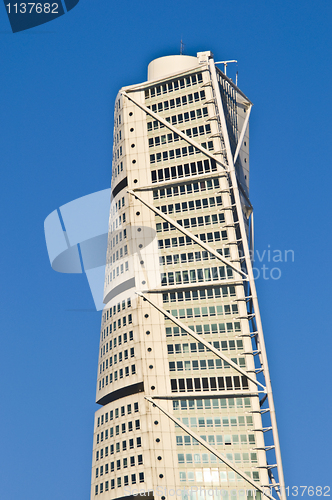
[122,57,285,500]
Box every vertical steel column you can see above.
[209,58,286,500]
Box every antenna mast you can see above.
[215,59,237,76]
[180,39,185,55]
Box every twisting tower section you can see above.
[91,51,285,500]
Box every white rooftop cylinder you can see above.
[147,55,198,81]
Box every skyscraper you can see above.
[92,51,285,500]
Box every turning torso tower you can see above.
[91,51,285,500]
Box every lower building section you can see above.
[91,391,269,500]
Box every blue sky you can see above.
[0,1,331,499]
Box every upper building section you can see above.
[104,51,252,308]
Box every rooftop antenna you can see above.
[215,60,237,76]
[180,39,185,55]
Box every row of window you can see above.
[97,454,143,477]
[173,397,252,411]
[108,261,129,282]
[149,107,209,136]
[109,244,128,264]
[156,213,225,233]
[167,339,243,355]
[161,266,233,286]
[96,420,140,445]
[110,211,125,232]
[165,321,241,337]
[178,213,225,228]
[147,90,206,113]
[114,105,122,123]
[178,451,257,464]
[111,195,125,214]
[100,347,134,370]
[98,365,136,390]
[113,144,123,161]
[94,472,144,495]
[159,249,230,267]
[149,131,180,146]
[179,468,260,484]
[144,73,203,99]
[147,90,206,114]
[114,129,122,145]
[100,331,134,355]
[184,124,212,139]
[158,230,228,250]
[166,304,238,319]
[109,229,126,248]
[102,299,131,327]
[96,436,142,461]
[162,286,237,303]
[169,357,245,372]
[151,158,217,180]
[151,145,204,165]
[170,375,249,393]
[148,124,212,148]
[176,415,253,429]
[112,160,123,179]
[156,195,223,214]
[153,177,221,199]
[97,402,139,427]
[102,314,133,338]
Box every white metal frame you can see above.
[209,58,285,500]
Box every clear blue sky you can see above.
[0,1,331,499]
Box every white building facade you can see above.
[91,51,285,500]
